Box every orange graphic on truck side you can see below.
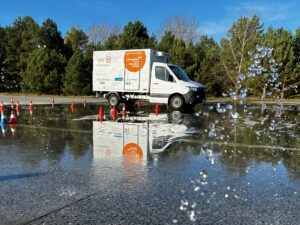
[124,51,146,72]
[123,143,143,159]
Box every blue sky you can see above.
[1,0,300,41]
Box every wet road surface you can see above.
[0,102,300,225]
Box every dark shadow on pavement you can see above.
[0,172,47,182]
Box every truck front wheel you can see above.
[108,93,120,107]
[170,95,184,110]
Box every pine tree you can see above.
[64,26,88,51]
[156,31,176,53]
[118,21,151,49]
[63,49,91,95]
[4,16,40,92]
[0,26,7,92]
[21,48,66,94]
[261,27,296,98]
[196,36,227,96]
[38,19,65,53]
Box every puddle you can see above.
[0,103,300,224]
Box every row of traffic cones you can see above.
[97,103,159,122]
[3,97,87,114]
[97,105,127,122]
[1,101,21,114]
[1,98,23,111]
[1,100,34,117]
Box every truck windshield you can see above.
[168,65,190,81]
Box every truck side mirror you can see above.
[168,75,174,82]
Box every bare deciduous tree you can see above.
[158,15,200,43]
[87,23,122,45]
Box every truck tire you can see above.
[169,110,183,123]
[170,95,184,110]
[108,93,120,107]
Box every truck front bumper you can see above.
[184,88,206,105]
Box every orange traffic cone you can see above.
[9,110,17,124]
[155,104,159,115]
[29,100,33,110]
[29,100,33,116]
[137,100,140,109]
[10,98,14,109]
[10,124,16,137]
[98,106,103,122]
[71,101,74,113]
[112,106,117,121]
[122,104,126,119]
[16,101,20,116]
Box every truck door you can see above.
[122,123,149,163]
[124,51,145,91]
[150,65,175,98]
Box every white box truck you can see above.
[93,49,205,109]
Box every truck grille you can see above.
[197,88,206,102]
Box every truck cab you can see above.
[150,62,205,109]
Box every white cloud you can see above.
[226,1,290,22]
[200,1,298,39]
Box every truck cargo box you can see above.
[93,49,168,93]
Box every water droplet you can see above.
[191,202,197,208]
[189,210,196,222]
[230,112,239,119]
[226,104,233,110]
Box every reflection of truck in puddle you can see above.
[93,111,201,162]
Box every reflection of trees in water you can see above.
[218,146,281,177]
[0,104,94,166]
[219,146,300,180]
[167,141,300,179]
[162,104,300,178]
[282,150,300,179]
[64,132,92,158]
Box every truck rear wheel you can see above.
[170,95,184,110]
[108,93,120,107]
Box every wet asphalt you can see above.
[0,102,300,225]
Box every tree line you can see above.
[0,15,299,98]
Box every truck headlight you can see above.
[187,87,198,92]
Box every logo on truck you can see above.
[124,51,146,72]
[123,143,143,159]
[96,56,111,64]
[105,56,111,63]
